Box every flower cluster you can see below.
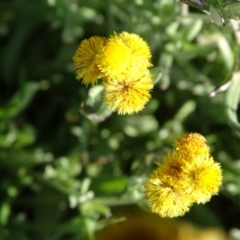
[144,133,222,218]
[72,32,153,115]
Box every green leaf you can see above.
[0,82,39,119]
[225,71,240,135]
[0,203,11,225]
[210,5,224,27]
[182,19,203,42]
[91,176,128,195]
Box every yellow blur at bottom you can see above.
[94,207,227,240]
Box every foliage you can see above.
[1,0,240,239]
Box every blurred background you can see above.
[1,0,240,239]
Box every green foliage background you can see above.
[1,0,240,239]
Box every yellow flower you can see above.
[114,32,152,68]
[159,150,222,204]
[144,169,192,218]
[156,153,185,177]
[181,156,222,204]
[73,36,107,85]
[96,32,152,79]
[173,133,210,161]
[103,70,153,115]
[96,36,132,79]
[144,133,223,218]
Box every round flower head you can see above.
[103,70,153,115]
[73,36,107,85]
[173,133,210,161]
[156,153,185,178]
[181,156,222,204]
[145,133,222,218]
[115,32,152,69]
[96,36,132,79]
[144,170,193,218]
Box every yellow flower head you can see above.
[144,133,223,218]
[96,37,132,79]
[144,170,192,218]
[73,36,107,85]
[181,156,222,204]
[96,32,152,79]
[115,32,152,69]
[156,153,185,177]
[173,133,210,160]
[103,70,153,115]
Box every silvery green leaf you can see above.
[210,4,225,26]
